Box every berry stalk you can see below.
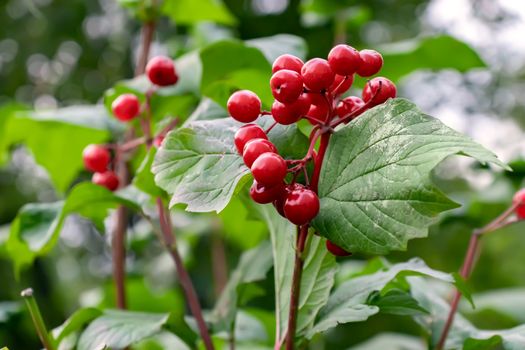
[435,202,520,350]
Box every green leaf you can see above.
[410,278,525,350]
[379,35,486,82]
[77,310,169,350]
[369,289,429,316]
[464,288,525,323]
[246,35,307,63]
[51,308,103,345]
[209,241,273,333]
[312,98,507,255]
[307,258,456,339]
[161,0,237,26]
[152,117,308,213]
[7,183,142,273]
[0,105,116,191]
[0,301,22,323]
[200,40,273,108]
[133,148,164,197]
[186,98,228,122]
[253,204,336,342]
[132,331,191,350]
[349,333,425,350]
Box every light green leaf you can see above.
[161,0,237,26]
[200,40,273,108]
[77,310,169,350]
[132,331,191,350]
[307,258,456,339]
[152,117,308,213]
[133,148,164,197]
[0,301,21,323]
[312,98,507,255]
[51,307,103,345]
[348,333,425,350]
[7,183,142,273]
[0,105,116,191]
[463,288,525,323]
[379,35,486,82]
[246,34,307,63]
[253,205,336,342]
[410,278,525,350]
[186,98,228,123]
[209,241,273,333]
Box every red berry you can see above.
[272,54,304,74]
[328,45,362,76]
[513,189,525,219]
[243,138,277,167]
[146,56,178,86]
[82,144,110,173]
[234,124,267,154]
[356,49,383,77]
[273,197,286,217]
[336,96,365,119]
[92,171,119,191]
[270,70,304,103]
[251,152,287,187]
[301,58,335,92]
[283,186,320,225]
[329,74,354,96]
[305,93,329,123]
[227,90,261,123]
[326,240,352,257]
[250,180,285,204]
[112,94,141,122]
[271,93,310,125]
[362,77,396,106]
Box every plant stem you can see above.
[285,224,309,350]
[21,288,56,350]
[285,131,332,349]
[435,203,519,350]
[156,198,215,350]
[135,21,155,77]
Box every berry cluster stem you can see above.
[285,131,331,350]
[435,202,519,350]
[21,288,56,350]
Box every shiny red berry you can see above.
[251,152,287,187]
[270,70,304,103]
[326,240,352,257]
[283,187,320,225]
[234,124,267,154]
[271,93,310,125]
[146,56,178,86]
[301,58,335,92]
[336,96,365,119]
[329,74,354,96]
[328,45,362,76]
[243,138,277,167]
[356,49,383,77]
[513,189,525,219]
[305,93,329,123]
[112,94,140,122]
[272,54,304,74]
[227,90,261,123]
[83,144,110,173]
[250,180,285,204]
[92,171,119,191]
[273,197,286,217]
[362,77,396,106]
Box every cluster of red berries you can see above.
[82,56,178,191]
[228,44,396,256]
[513,189,525,219]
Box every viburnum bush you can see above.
[4,3,525,350]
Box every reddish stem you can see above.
[135,22,155,77]
[435,202,519,350]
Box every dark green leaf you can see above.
[312,98,507,254]
[7,183,142,273]
[133,148,164,197]
[77,310,169,350]
[307,258,456,338]
[369,289,429,316]
[379,35,486,82]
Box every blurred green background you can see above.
[1,0,524,348]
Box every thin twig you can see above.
[435,202,519,350]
